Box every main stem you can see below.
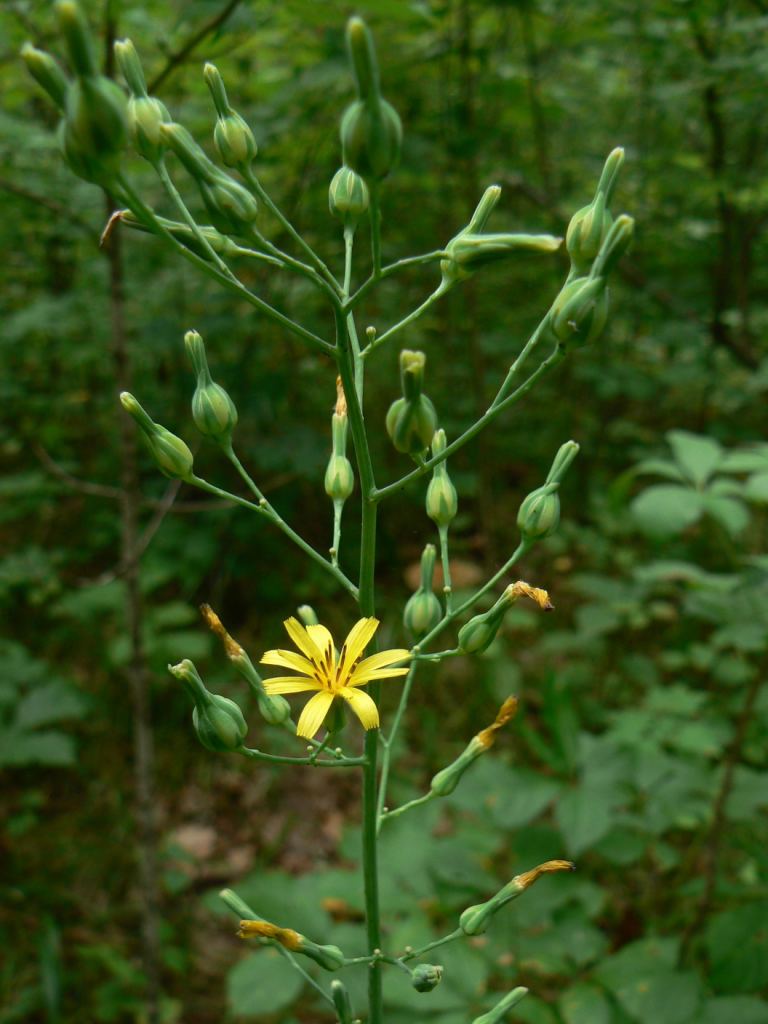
[334,307,383,1024]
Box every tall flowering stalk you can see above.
[25,5,633,1020]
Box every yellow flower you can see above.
[260,617,410,738]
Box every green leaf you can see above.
[0,729,76,766]
[559,982,613,1024]
[226,950,304,1017]
[488,770,561,830]
[611,970,701,1024]
[706,902,768,992]
[633,458,685,482]
[702,494,749,536]
[631,485,702,536]
[15,683,86,729]
[699,996,768,1024]
[555,788,613,856]
[745,472,768,502]
[667,430,723,486]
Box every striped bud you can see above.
[426,429,457,528]
[471,988,529,1023]
[204,64,258,167]
[411,964,443,992]
[430,697,518,796]
[329,166,370,223]
[550,276,608,348]
[517,441,579,542]
[386,351,438,455]
[404,544,442,640]
[441,231,561,286]
[184,330,238,444]
[120,392,194,481]
[169,659,247,753]
[566,148,625,273]
[21,44,69,111]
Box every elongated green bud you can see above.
[340,18,402,181]
[517,441,579,542]
[466,185,502,233]
[169,659,248,753]
[430,697,518,796]
[159,122,217,182]
[590,213,634,280]
[120,392,194,481]
[114,38,148,96]
[442,231,561,285]
[199,173,259,236]
[63,76,128,169]
[411,964,443,992]
[237,919,344,971]
[127,94,170,163]
[184,330,238,443]
[404,544,442,639]
[56,0,96,77]
[386,351,438,455]
[297,604,319,626]
[471,987,529,1023]
[566,148,625,273]
[21,44,69,111]
[426,429,458,528]
[200,604,290,726]
[331,980,354,1023]
[325,414,355,502]
[458,581,552,654]
[460,860,575,936]
[118,210,239,261]
[204,63,258,167]
[329,166,370,224]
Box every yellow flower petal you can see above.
[349,666,410,687]
[338,617,379,677]
[296,690,334,738]
[348,649,410,686]
[341,687,379,730]
[263,677,322,695]
[283,617,323,664]
[260,648,316,676]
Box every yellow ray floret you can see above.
[260,617,410,738]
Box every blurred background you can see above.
[2,0,768,1022]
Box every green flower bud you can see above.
[590,213,634,280]
[297,604,319,626]
[21,44,69,111]
[184,330,238,443]
[340,19,402,181]
[114,38,147,96]
[294,937,345,972]
[550,276,608,347]
[120,392,194,481]
[200,604,291,727]
[471,987,529,1024]
[159,121,218,181]
[237,919,344,971]
[458,590,514,655]
[325,413,354,502]
[426,429,457,529]
[411,964,443,992]
[119,210,239,262]
[331,980,354,1024]
[386,351,438,455]
[517,441,579,543]
[466,184,502,233]
[199,172,260,236]
[441,231,561,286]
[57,121,112,184]
[329,166,370,223]
[56,0,96,77]
[460,860,574,936]
[127,94,170,164]
[169,658,248,753]
[204,64,258,167]
[566,147,624,273]
[404,544,442,640]
[430,697,518,796]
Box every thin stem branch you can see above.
[344,250,446,312]
[376,660,418,829]
[401,928,464,962]
[239,746,365,768]
[380,791,436,825]
[362,282,450,359]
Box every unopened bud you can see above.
[460,860,575,935]
[325,412,354,502]
[459,583,551,654]
[430,697,518,796]
[204,64,258,167]
[441,232,561,286]
[329,166,370,223]
[128,95,170,164]
[550,276,608,347]
[331,980,354,1023]
[386,351,438,455]
[120,392,194,481]
[199,172,259,236]
[21,44,69,111]
[169,658,248,753]
[63,75,128,172]
[56,0,96,77]
[119,210,238,261]
[159,121,217,182]
[238,920,344,971]
[471,987,529,1023]
[517,441,579,542]
[404,544,442,639]
[411,964,443,993]
[184,330,238,443]
[297,605,319,626]
[426,429,457,528]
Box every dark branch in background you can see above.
[0,178,94,233]
[148,0,244,93]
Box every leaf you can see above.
[15,683,86,729]
[611,970,701,1024]
[226,950,304,1017]
[0,730,76,766]
[702,494,749,536]
[706,902,768,993]
[555,788,613,856]
[745,472,768,502]
[667,430,723,486]
[488,770,561,830]
[632,458,685,482]
[699,996,768,1024]
[631,485,702,536]
[559,982,613,1024]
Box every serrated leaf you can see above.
[631,485,702,536]
[667,430,723,486]
[226,951,304,1017]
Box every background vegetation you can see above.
[2,1,768,1022]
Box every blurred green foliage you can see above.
[2,0,768,1021]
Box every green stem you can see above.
[239,746,365,767]
[373,346,566,501]
[334,307,382,1024]
[438,523,453,612]
[344,250,446,312]
[188,469,358,599]
[379,790,436,825]
[241,164,341,294]
[370,183,382,276]
[247,224,340,305]
[376,660,418,829]
[362,281,450,359]
[400,928,464,962]
[116,174,335,356]
[491,317,549,408]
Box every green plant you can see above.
[25,4,635,1021]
